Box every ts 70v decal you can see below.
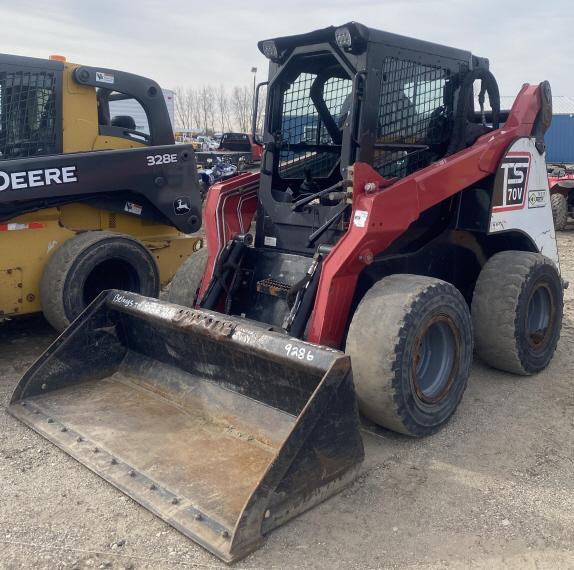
[488,138,558,267]
[492,152,531,212]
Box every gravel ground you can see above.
[1,233,574,570]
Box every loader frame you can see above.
[199,26,552,348]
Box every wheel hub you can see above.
[526,283,554,350]
[413,315,459,404]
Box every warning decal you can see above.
[95,71,115,85]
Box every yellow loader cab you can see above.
[0,54,203,331]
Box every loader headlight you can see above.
[261,40,279,61]
[335,23,368,54]
[335,27,353,50]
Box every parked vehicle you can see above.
[195,132,263,170]
[196,135,218,150]
[174,132,203,151]
[219,132,263,162]
[548,163,574,229]
[0,53,202,331]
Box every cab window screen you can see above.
[0,70,57,159]
[375,57,449,178]
[278,72,351,179]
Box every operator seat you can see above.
[111,115,137,130]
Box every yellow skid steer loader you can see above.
[0,53,202,330]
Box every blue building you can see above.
[545,96,574,163]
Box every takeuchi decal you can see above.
[491,152,531,212]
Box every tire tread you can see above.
[471,251,562,375]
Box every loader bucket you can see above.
[8,291,364,563]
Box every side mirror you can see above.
[251,81,268,144]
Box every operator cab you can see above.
[209,23,499,332]
[254,23,498,258]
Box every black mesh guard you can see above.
[375,57,451,179]
[0,70,58,159]
[279,73,351,179]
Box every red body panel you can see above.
[548,172,574,196]
[250,138,263,161]
[200,84,543,349]
[306,84,542,347]
[198,172,259,302]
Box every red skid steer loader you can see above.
[9,23,563,563]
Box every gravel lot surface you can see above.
[1,232,573,570]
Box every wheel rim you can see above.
[413,315,458,404]
[526,283,554,350]
[82,258,140,306]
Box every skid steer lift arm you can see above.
[0,145,202,233]
[73,65,175,146]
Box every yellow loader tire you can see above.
[41,231,160,332]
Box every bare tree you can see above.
[191,88,203,133]
[174,86,195,131]
[176,83,258,134]
[197,85,216,135]
[216,85,231,133]
[231,86,252,132]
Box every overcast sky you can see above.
[2,0,573,97]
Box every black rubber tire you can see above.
[346,274,473,437]
[41,231,159,332]
[167,247,208,307]
[472,251,563,375]
[551,193,568,231]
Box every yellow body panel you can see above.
[0,206,202,317]
[0,62,202,319]
[61,63,99,153]
[91,135,143,150]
